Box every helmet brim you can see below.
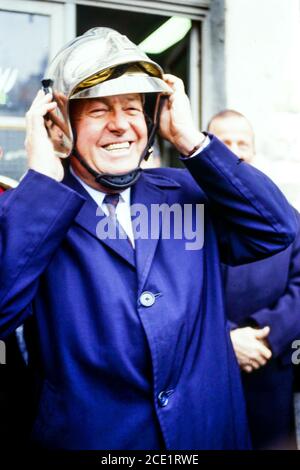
[70,74,172,100]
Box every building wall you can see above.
[201,0,226,128]
[224,0,300,209]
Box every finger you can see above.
[249,348,270,365]
[255,326,270,339]
[162,74,185,93]
[250,360,260,370]
[163,73,183,83]
[257,357,267,367]
[26,101,57,122]
[243,365,253,373]
[256,342,272,360]
[26,104,57,126]
[31,89,53,107]
[55,93,67,110]
[46,110,70,138]
[31,89,45,104]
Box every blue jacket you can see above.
[0,137,297,450]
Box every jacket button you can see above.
[158,391,171,407]
[139,291,155,307]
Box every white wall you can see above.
[225,0,300,209]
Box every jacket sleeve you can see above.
[0,170,84,338]
[182,135,298,266]
[248,222,300,358]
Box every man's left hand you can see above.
[159,74,205,156]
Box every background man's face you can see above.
[71,93,148,177]
[209,116,255,163]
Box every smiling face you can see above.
[70,93,148,188]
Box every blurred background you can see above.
[1,0,300,209]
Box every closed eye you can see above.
[125,107,143,115]
[89,108,108,116]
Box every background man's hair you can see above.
[207,109,249,132]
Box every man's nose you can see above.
[107,110,130,133]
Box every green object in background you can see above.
[0,91,7,105]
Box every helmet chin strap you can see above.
[72,95,166,191]
[72,147,143,191]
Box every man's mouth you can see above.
[102,141,132,152]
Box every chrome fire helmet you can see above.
[43,27,172,189]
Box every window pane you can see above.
[0,10,50,117]
[0,129,26,180]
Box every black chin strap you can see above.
[72,95,166,191]
[72,147,142,190]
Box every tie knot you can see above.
[103,193,120,218]
[103,193,120,208]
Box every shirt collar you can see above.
[69,166,131,207]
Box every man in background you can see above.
[208,109,300,449]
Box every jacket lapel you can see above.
[63,170,135,268]
[131,171,181,292]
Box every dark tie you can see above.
[103,193,120,220]
[103,193,133,247]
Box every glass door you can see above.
[0,0,64,180]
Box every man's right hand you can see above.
[230,326,272,373]
[25,90,64,182]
